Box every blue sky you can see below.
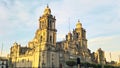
[0,0,120,61]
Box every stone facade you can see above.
[9,5,106,68]
[56,20,92,67]
[10,5,59,68]
[91,48,106,64]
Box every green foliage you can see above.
[66,60,77,67]
[66,61,120,68]
[80,62,120,68]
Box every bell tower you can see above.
[74,20,87,48]
[33,5,59,68]
[35,5,57,50]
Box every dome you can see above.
[44,5,51,15]
[76,20,82,29]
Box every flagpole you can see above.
[1,43,3,56]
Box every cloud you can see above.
[48,0,120,41]
[0,0,35,37]
[88,35,120,52]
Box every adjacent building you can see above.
[91,48,106,64]
[0,57,8,68]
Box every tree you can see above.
[66,60,76,68]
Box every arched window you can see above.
[50,22,52,28]
[39,22,41,29]
[50,36,52,43]
[40,36,42,42]
[76,33,79,38]
[48,20,52,29]
[76,44,79,48]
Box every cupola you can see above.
[43,5,51,15]
[76,20,82,29]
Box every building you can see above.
[56,20,92,67]
[9,5,106,68]
[91,48,106,64]
[10,5,59,68]
[0,57,8,68]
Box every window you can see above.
[49,20,52,29]
[39,22,41,29]
[53,23,54,29]
[48,20,51,28]
[53,33,55,43]
[82,31,85,38]
[76,33,79,38]
[48,21,50,27]
[41,23,42,29]
[40,36,42,42]
[50,36,52,43]
[76,44,79,48]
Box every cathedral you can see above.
[9,6,105,68]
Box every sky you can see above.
[0,0,120,62]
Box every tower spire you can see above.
[76,19,82,29]
[43,4,51,15]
